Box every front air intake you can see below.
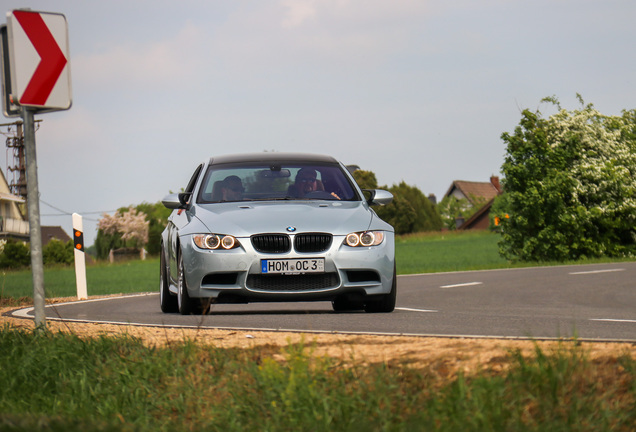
[251,234,291,253]
[294,233,332,253]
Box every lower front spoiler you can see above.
[181,270,389,304]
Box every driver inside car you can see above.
[288,168,340,199]
[290,168,319,197]
[220,175,244,201]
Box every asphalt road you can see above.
[11,262,636,341]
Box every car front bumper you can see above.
[179,232,395,303]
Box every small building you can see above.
[0,168,29,241]
[41,226,72,247]
[458,198,496,230]
[0,169,73,246]
[443,176,502,230]
[444,176,501,205]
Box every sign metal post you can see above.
[22,106,45,327]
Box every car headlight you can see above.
[344,231,385,247]
[193,234,240,250]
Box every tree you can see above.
[43,239,74,265]
[375,193,418,234]
[352,171,442,235]
[96,207,149,259]
[490,192,512,231]
[383,182,442,233]
[95,202,171,259]
[352,170,378,190]
[499,96,636,261]
[94,227,123,260]
[135,202,171,255]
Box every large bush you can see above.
[0,240,30,269]
[43,239,74,265]
[499,96,636,261]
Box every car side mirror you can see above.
[178,192,192,206]
[162,193,191,209]
[364,189,393,206]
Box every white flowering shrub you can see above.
[97,207,149,250]
[499,97,636,261]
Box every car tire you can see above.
[177,252,203,315]
[160,248,178,313]
[364,266,397,313]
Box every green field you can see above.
[0,258,159,304]
[396,230,508,274]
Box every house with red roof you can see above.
[443,176,502,230]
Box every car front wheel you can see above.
[332,294,364,312]
[177,252,203,315]
[364,266,397,313]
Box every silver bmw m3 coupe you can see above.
[160,153,395,314]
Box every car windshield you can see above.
[197,162,361,203]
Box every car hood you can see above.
[189,201,388,237]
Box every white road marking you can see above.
[590,318,636,323]
[396,307,438,313]
[569,268,625,275]
[10,293,155,319]
[440,282,483,289]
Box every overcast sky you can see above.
[2,0,635,246]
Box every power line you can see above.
[39,199,117,221]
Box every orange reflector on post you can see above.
[73,228,84,251]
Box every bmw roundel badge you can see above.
[286,226,297,232]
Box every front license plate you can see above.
[262,258,324,274]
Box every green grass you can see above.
[0,258,159,303]
[0,328,633,431]
[396,230,635,275]
[396,230,508,274]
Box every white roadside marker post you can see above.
[72,213,87,300]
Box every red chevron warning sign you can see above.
[6,10,71,111]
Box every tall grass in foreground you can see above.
[0,326,634,431]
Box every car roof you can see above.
[208,152,339,166]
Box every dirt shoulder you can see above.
[2,295,634,378]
